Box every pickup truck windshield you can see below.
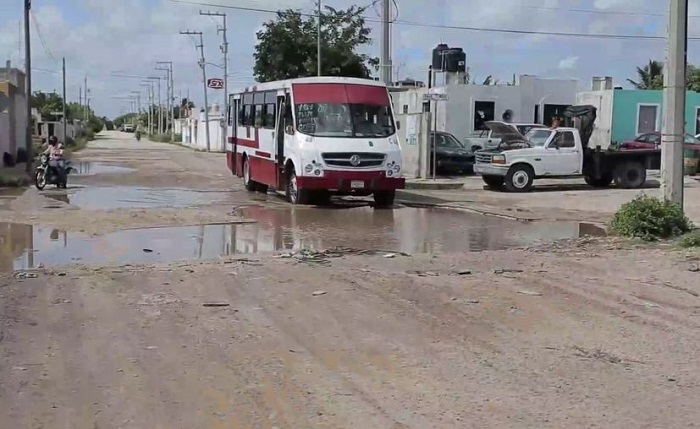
[525,129,553,147]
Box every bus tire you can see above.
[373,190,396,208]
[286,168,311,205]
[613,161,646,189]
[243,156,257,192]
[504,164,534,192]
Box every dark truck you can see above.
[473,105,661,192]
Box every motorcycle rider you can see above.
[42,136,64,176]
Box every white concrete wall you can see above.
[576,90,614,149]
[0,112,10,155]
[395,112,431,178]
[391,75,578,143]
[179,109,226,152]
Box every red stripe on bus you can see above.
[237,138,258,149]
[255,151,271,158]
[291,83,390,105]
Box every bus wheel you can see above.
[243,157,257,192]
[373,190,396,208]
[286,168,311,205]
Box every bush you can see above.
[680,230,700,247]
[610,195,693,241]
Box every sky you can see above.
[1,0,699,118]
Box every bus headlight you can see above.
[393,164,401,173]
[304,163,313,173]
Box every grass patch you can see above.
[680,230,700,248]
[0,168,31,187]
[610,194,693,241]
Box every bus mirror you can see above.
[396,120,401,130]
[285,125,294,135]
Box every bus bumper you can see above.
[296,171,405,191]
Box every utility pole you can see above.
[380,0,392,85]
[181,30,210,151]
[156,64,171,139]
[24,0,32,172]
[61,57,66,145]
[141,82,153,135]
[317,0,322,76]
[84,75,88,121]
[661,0,688,206]
[148,76,162,135]
[199,10,228,149]
[157,61,174,141]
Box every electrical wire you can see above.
[30,11,58,64]
[165,0,700,41]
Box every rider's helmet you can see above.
[48,136,58,146]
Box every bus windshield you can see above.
[295,103,395,138]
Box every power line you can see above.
[165,0,700,41]
[30,11,57,63]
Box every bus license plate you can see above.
[350,180,364,189]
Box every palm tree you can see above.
[627,60,664,90]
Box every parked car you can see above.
[621,131,700,150]
[430,131,475,175]
[123,124,135,133]
[464,122,548,152]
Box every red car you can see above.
[621,132,700,150]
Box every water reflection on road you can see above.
[0,206,605,272]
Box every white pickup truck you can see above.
[474,105,661,192]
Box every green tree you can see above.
[253,5,379,82]
[30,91,64,121]
[627,60,664,89]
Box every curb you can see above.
[404,181,465,190]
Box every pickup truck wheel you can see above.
[613,161,646,189]
[482,175,504,189]
[584,174,613,188]
[504,165,534,192]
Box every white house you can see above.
[390,74,578,141]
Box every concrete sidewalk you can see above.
[399,174,700,224]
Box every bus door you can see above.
[275,91,288,189]
[231,95,240,174]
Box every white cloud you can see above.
[558,56,579,70]
[0,0,693,117]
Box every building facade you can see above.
[577,87,700,147]
[390,74,578,141]
[0,61,28,162]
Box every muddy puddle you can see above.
[70,161,135,175]
[0,206,605,271]
[43,186,233,210]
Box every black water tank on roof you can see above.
[432,44,450,70]
[444,48,466,73]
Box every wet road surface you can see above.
[1,204,604,272]
[4,132,699,429]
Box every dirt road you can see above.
[1,132,699,428]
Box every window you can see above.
[263,103,276,129]
[647,134,661,145]
[696,107,700,135]
[254,105,263,127]
[241,94,254,126]
[242,105,252,126]
[228,95,236,125]
[526,129,553,147]
[473,101,495,131]
[402,104,408,114]
[636,104,659,134]
[294,102,395,138]
[560,131,576,148]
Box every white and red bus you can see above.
[226,76,404,207]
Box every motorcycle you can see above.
[35,153,73,190]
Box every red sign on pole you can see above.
[207,78,224,89]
